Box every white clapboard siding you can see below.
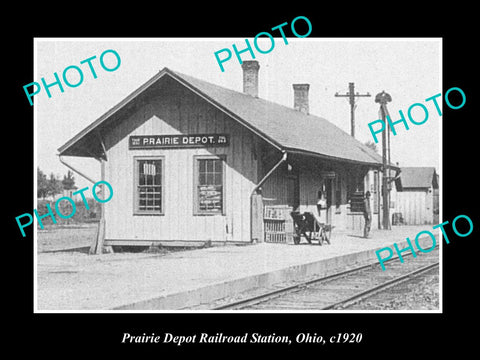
[103,82,257,243]
[396,188,433,225]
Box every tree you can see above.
[62,170,75,190]
[47,172,63,200]
[37,167,49,199]
[364,140,378,153]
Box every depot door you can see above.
[325,178,333,224]
[286,174,299,211]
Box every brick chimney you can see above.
[241,60,260,97]
[293,84,310,114]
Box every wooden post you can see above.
[89,158,107,254]
[251,193,264,243]
[335,82,371,138]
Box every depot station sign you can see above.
[129,134,229,149]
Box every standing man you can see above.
[363,191,372,238]
[316,189,326,219]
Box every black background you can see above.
[7,5,477,356]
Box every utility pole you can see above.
[335,82,371,138]
[375,91,392,230]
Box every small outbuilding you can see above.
[58,60,397,250]
[395,167,439,225]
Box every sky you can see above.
[35,38,441,190]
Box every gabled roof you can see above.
[58,67,387,167]
[400,167,438,189]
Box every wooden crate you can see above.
[264,206,294,244]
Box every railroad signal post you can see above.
[375,91,392,230]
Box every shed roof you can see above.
[400,167,438,189]
[58,67,389,168]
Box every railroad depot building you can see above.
[58,60,397,249]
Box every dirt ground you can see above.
[36,224,439,310]
[347,269,439,310]
[37,223,97,252]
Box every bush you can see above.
[36,198,101,225]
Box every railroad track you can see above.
[212,247,439,310]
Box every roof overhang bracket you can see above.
[95,130,108,161]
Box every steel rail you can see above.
[213,248,437,310]
[213,264,379,310]
[321,261,439,310]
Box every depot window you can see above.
[194,156,225,215]
[134,157,164,215]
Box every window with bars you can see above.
[195,156,225,214]
[135,157,163,214]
